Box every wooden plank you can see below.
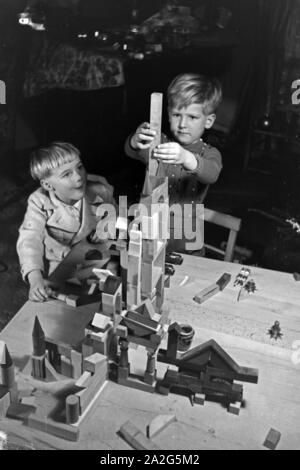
[263,428,281,450]
[148,93,163,178]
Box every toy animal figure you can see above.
[234,267,251,287]
[237,278,257,301]
[268,321,283,340]
[244,279,257,293]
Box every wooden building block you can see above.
[76,368,107,414]
[6,402,36,421]
[1,347,15,389]
[87,282,98,295]
[146,414,177,438]
[32,316,46,356]
[119,420,160,450]
[66,394,80,424]
[127,310,159,330]
[66,294,80,307]
[91,313,111,331]
[148,92,163,178]
[263,428,281,450]
[45,337,72,359]
[141,213,159,240]
[193,273,231,305]
[27,414,79,441]
[116,325,128,338]
[50,291,67,303]
[126,282,141,308]
[228,401,241,415]
[83,353,107,374]
[0,386,11,417]
[20,396,36,407]
[44,358,60,381]
[31,354,46,380]
[127,255,141,286]
[117,366,129,381]
[60,355,73,378]
[75,371,92,388]
[82,338,94,358]
[117,374,156,394]
[128,229,142,256]
[194,393,206,405]
[71,349,83,379]
[0,340,6,365]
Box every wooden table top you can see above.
[1,252,300,450]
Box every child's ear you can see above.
[41,179,53,191]
[204,114,216,129]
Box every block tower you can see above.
[126,92,169,315]
[115,93,170,392]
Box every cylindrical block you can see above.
[177,324,195,352]
[1,364,15,388]
[31,355,46,379]
[146,352,156,374]
[66,394,80,424]
[119,339,129,368]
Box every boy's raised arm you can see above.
[124,122,155,165]
[191,147,223,184]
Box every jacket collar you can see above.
[46,190,100,237]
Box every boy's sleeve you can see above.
[17,193,47,281]
[87,174,115,204]
[189,146,222,184]
[124,133,149,165]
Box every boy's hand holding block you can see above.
[193,273,231,305]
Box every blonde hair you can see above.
[30,142,81,181]
[167,73,222,115]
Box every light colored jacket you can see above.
[17,174,114,280]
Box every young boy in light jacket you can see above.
[17,141,114,302]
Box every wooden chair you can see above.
[204,208,242,262]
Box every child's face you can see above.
[168,103,215,146]
[41,156,87,204]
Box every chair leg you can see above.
[225,230,238,262]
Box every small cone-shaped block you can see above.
[1,344,13,367]
[0,341,6,365]
[1,345,15,389]
[32,316,46,356]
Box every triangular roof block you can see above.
[178,339,259,384]
[32,315,45,339]
[135,299,156,320]
[179,339,240,374]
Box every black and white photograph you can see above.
[0,0,299,452]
